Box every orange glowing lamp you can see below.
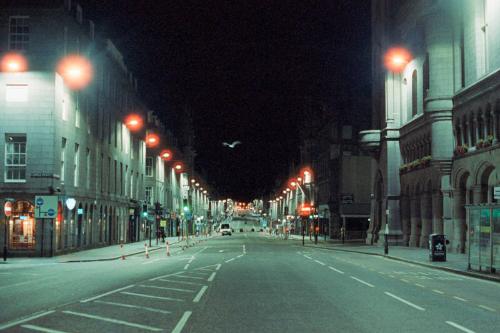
[159,149,172,161]
[173,162,183,172]
[384,47,412,73]
[124,114,143,132]
[145,133,160,148]
[1,52,28,72]
[57,54,93,90]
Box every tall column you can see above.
[432,190,444,234]
[466,120,472,146]
[460,121,465,147]
[409,196,421,247]
[452,190,466,253]
[420,192,433,248]
[400,195,410,246]
[493,111,499,143]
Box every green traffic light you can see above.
[183,206,190,212]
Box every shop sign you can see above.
[35,195,58,218]
[4,201,12,217]
[494,186,500,200]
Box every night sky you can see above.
[82,0,371,201]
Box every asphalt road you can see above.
[0,233,499,332]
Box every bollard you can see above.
[120,242,125,260]
[166,241,171,257]
[145,243,149,259]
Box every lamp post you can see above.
[384,222,389,255]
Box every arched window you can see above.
[412,70,418,117]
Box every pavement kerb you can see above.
[300,243,500,283]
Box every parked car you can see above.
[220,223,232,236]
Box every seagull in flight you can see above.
[222,141,242,148]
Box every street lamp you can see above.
[1,52,28,72]
[159,149,172,161]
[124,114,144,132]
[145,133,160,148]
[384,47,412,73]
[57,54,93,90]
[173,162,183,173]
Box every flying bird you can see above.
[222,141,242,148]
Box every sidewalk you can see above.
[287,234,500,283]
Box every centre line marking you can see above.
[0,311,55,330]
[432,289,444,295]
[172,311,192,333]
[94,300,172,314]
[314,260,326,266]
[384,292,425,311]
[121,291,184,302]
[328,266,344,274]
[445,321,476,333]
[303,255,312,260]
[188,256,194,264]
[184,264,190,270]
[478,304,496,312]
[138,285,195,293]
[350,276,374,288]
[21,324,68,333]
[193,286,208,302]
[216,263,221,270]
[63,311,163,331]
[208,272,216,282]
[80,284,135,303]
[415,283,425,288]
[225,258,235,263]
[453,296,467,302]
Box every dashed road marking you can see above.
[350,276,374,288]
[314,260,326,266]
[184,264,190,270]
[445,321,476,333]
[193,286,208,303]
[208,272,216,282]
[452,296,467,302]
[80,285,135,303]
[384,292,425,311]
[62,310,163,331]
[400,279,409,283]
[94,300,172,314]
[415,283,425,288]
[216,264,221,270]
[432,289,444,295]
[121,291,184,302]
[20,324,68,333]
[138,285,195,293]
[303,255,312,260]
[478,304,496,312]
[0,311,55,330]
[328,266,344,274]
[172,311,192,333]
[225,258,235,263]
[158,279,203,286]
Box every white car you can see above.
[220,223,232,236]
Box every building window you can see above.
[86,148,90,189]
[411,70,418,117]
[74,143,79,187]
[145,186,153,205]
[423,53,429,99]
[6,84,28,102]
[146,157,153,177]
[61,138,66,182]
[8,16,29,51]
[4,134,27,182]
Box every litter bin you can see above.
[429,234,447,262]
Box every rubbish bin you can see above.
[429,234,446,262]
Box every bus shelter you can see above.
[466,204,500,273]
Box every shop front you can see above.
[8,200,36,252]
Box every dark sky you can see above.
[82,0,371,201]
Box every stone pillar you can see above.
[493,111,499,143]
[432,190,444,234]
[460,121,465,147]
[400,195,411,246]
[466,120,472,146]
[452,190,466,253]
[420,192,433,248]
[409,196,421,247]
[474,116,480,143]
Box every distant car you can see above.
[240,228,244,232]
[220,223,232,236]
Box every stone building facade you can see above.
[360,0,500,252]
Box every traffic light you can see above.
[142,203,148,217]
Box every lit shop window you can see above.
[4,134,27,182]
[8,200,35,249]
[6,84,28,102]
[8,16,29,51]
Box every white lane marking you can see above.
[172,311,192,333]
[0,310,55,330]
[314,260,326,266]
[415,283,425,288]
[208,272,216,282]
[62,310,162,331]
[445,321,476,333]
[328,266,344,274]
[121,292,184,302]
[188,256,195,264]
[452,296,467,302]
[193,286,208,303]
[94,300,171,314]
[384,292,425,311]
[237,254,244,258]
[150,271,184,281]
[80,285,135,303]
[400,279,409,283]
[303,255,312,260]
[225,258,235,263]
[192,247,208,256]
[0,277,52,290]
[218,250,224,253]
[432,289,444,295]
[478,304,496,312]
[20,324,68,333]
[184,264,190,270]
[158,279,203,286]
[388,275,396,278]
[216,263,221,270]
[350,276,374,288]
[138,285,195,293]
[173,274,204,280]
[142,258,161,265]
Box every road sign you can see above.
[494,186,500,200]
[4,201,12,217]
[35,195,58,218]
